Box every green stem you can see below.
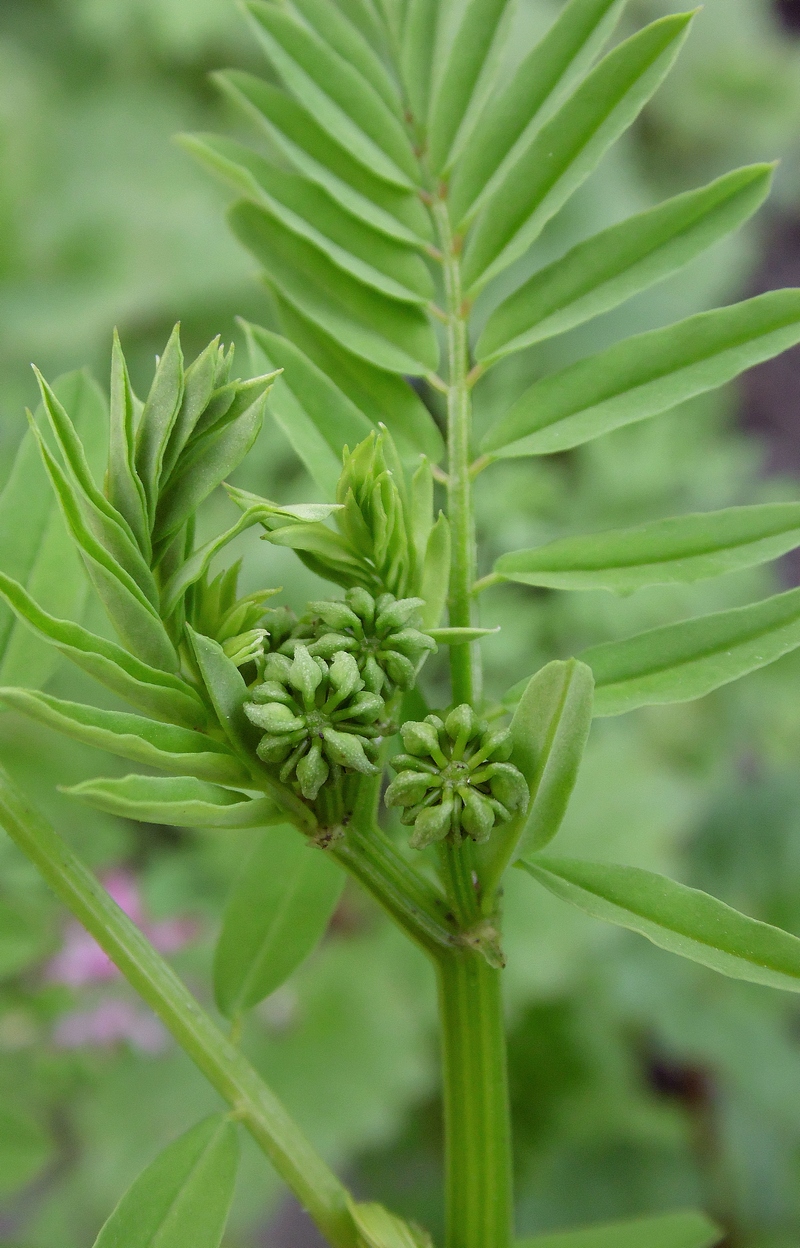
[335,818,457,956]
[433,197,479,708]
[0,768,359,1248]
[435,950,514,1248]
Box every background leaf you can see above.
[214,824,344,1018]
[516,1209,722,1248]
[93,1114,239,1248]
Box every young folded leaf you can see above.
[583,585,800,715]
[0,571,207,728]
[516,1209,721,1248]
[482,289,800,458]
[214,824,344,1018]
[93,1114,239,1248]
[211,71,432,246]
[109,333,150,557]
[229,202,439,376]
[477,163,773,363]
[348,1196,434,1248]
[449,0,627,226]
[0,689,250,787]
[244,1,419,188]
[520,856,800,993]
[134,324,184,525]
[65,774,281,828]
[428,626,499,644]
[495,501,800,593]
[0,370,106,689]
[462,12,694,292]
[419,513,450,630]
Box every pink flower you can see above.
[47,869,197,988]
[53,999,167,1054]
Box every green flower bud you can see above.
[296,741,329,801]
[328,650,362,699]
[459,788,495,843]
[309,600,362,633]
[410,794,454,849]
[388,705,529,848]
[289,645,324,705]
[375,597,425,633]
[401,720,441,757]
[245,702,304,733]
[322,727,377,774]
[385,770,438,808]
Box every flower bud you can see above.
[401,720,441,757]
[410,795,454,849]
[296,741,329,801]
[322,727,377,774]
[289,645,324,704]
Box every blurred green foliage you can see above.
[1,1,800,1246]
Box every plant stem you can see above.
[433,196,478,708]
[0,768,359,1248]
[435,950,514,1248]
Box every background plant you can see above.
[3,2,798,1248]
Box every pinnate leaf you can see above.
[245,1,419,189]
[495,502,800,592]
[230,201,439,375]
[269,293,444,461]
[516,1209,721,1248]
[211,72,432,246]
[93,1114,238,1248]
[290,0,402,115]
[462,13,694,292]
[584,585,800,715]
[65,774,281,828]
[214,824,344,1017]
[482,289,800,459]
[449,0,627,225]
[0,688,250,787]
[477,163,774,363]
[184,135,432,304]
[427,0,511,172]
[520,855,800,994]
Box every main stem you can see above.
[434,197,478,708]
[433,195,514,1248]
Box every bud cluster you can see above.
[386,706,529,849]
[244,645,385,801]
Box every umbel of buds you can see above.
[244,646,385,801]
[298,589,437,694]
[386,706,529,849]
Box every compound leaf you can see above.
[462,13,694,292]
[450,0,627,225]
[245,1,419,188]
[212,71,432,245]
[184,135,432,304]
[230,201,439,375]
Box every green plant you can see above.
[3,1,800,1246]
